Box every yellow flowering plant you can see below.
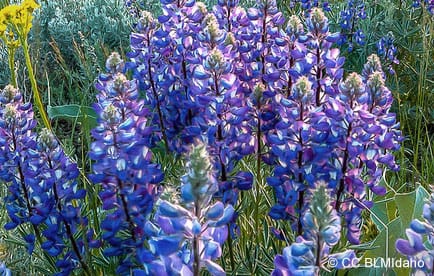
[0,0,51,129]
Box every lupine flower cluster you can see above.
[124,0,401,261]
[396,187,434,274]
[412,0,434,14]
[376,32,399,75]
[0,0,407,275]
[127,0,256,237]
[0,85,97,275]
[90,52,164,274]
[337,0,367,52]
[273,182,357,274]
[149,142,232,275]
[265,8,402,245]
[284,0,330,12]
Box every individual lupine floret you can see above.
[150,142,233,276]
[35,128,98,275]
[90,52,164,274]
[0,262,11,276]
[272,183,357,275]
[396,187,434,274]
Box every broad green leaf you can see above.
[370,198,394,231]
[356,218,409,275]
[47,104,97,128]
[395,185,430,233]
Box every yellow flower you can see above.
[22,0,40,12]
[0,24,6,37]
[1,5,20,23]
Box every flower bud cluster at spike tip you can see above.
[90,52,164,274]
[396,186,434,274]
[149,142,230,276]
[272,182,357,275]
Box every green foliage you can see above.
[31,0,134,104]
[35,0,133,66]
[349,186,430,275]
[47,104,97,127]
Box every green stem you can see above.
[7,46,17,87]
[226,225,236,272]
[20,37,51,130]
[255,104,262,244]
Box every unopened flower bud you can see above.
[363,54,383,78]
[112,73,129,92]
[308,8,328,33]
[286,15,303,35]
[203,14,222,43]
[205,48,225,71]
[3,104,17,123]
[102,104,119,124]
[38,128,58,151]
[292,76,313,101]
[340,72,364,98]
[1,85,19,103]
[106,52,124,73]
[368,71,385,88]
[253,83,266,102]
[224,32,236,47]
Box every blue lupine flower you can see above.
[396,187,434,274]
[338,0,367,51]
[151,142,229,276]
[0,262,11,276]
[36,128,97,275]
[91,52,164,274]
[376,32,399,74]
[411,0,434,14]
[0,85,46,258]
[0,85,97,275]
[273,182,357,275]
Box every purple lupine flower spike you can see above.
[150,142,230,276]
[91,52,164,274]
